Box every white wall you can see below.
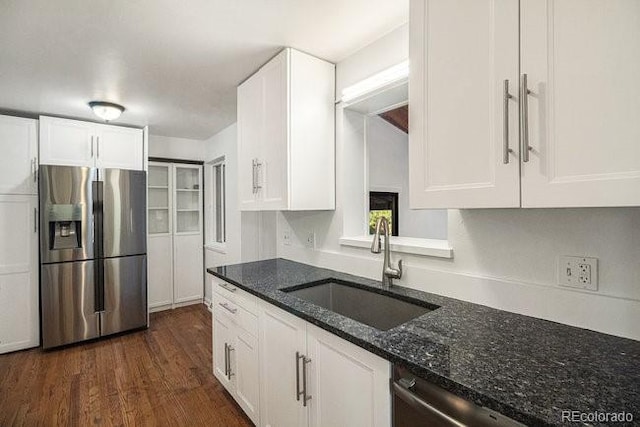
[148,134,206,161]
[203,123,277,304]
[277,24,640,340]
[336,24,409,97]
[367,115,447,239]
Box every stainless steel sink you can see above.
[283,280,438,331]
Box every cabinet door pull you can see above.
[96,136,100,159]
[520,74,532,163]
[296,351,303,402]
[503,79,514,164]
[255,160,262,191]
[227,345,234,379]
[251,159,257,194]
[302,355,312,407]
[32,158,37,182]
[224,342,229,377]
[90,136,94,158]
[34,208,38,233]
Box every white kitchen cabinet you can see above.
[0,195,39,354]
[259,301,308,427]
[519,0,640,207]
[39,116,145,171]
[237,48,336,211]
[306,324,391,427]
[258,300,391,427]
[0,115,38,195]
[147,162,203,312]
[409,0,640,209]
[212,277,260,425]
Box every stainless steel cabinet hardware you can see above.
[96,136,100,159]
[520,74,532,162]
[218,302,237,314]
[91,136,94,157]
[255,160,262,191]
[302,355,311,406]
[218,282,237,293]
[32,158,37,182]
[227,345,234,379]
[34,208,37,233]
[296,351,303,401]
[251,159,256,194]
[224,343,229,377]
[503,79,514,164]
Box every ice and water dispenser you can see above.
[47,204,83,250]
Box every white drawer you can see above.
[213,292,258,337]
[212,276,258,315]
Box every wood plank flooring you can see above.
[0,304,253,426]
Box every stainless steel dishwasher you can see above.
[392,365,526,427]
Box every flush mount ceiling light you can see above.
[88,101,125,121]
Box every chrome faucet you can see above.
[370,217,402,286]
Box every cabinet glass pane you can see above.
[177,191,199,210]
[149,188,168,208]
[175,167,200,190]
[149,165,169,187]
[148,209,170,234]
[177,211,199,233]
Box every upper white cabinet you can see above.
[237,48,336,211]
[409,0,640,208]
[39,116,144,170]
[0,115,38,195]
[519,0,640,207]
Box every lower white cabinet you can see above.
[0,195,39,354]
[258,300,391,427]
[212,278,260,425]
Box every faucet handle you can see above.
[396,259,403,279]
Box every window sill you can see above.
[204,242,227,254]
[339,236,453,259]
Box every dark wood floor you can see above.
[0,304,252,426]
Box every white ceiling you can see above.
[0,0,408,140]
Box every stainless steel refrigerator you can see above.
[39,165,147,349]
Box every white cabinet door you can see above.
[95,124,144,170]
[173,234,203,303]
[213,307,235,391]
[0,195,39,354]
[306,324,391,427]
[0,116,38,195]
[520,0,640,207]
[39,116,95,167]
[259,302,308,427]
[237,73,263,211]
[234,328,260,425]
[147,234,173,310]
[409,0,520,209]
[260,50,289,210]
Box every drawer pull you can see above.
[218,282,237,293]
[218,302,237,314]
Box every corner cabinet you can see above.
[147,162,204,312]
[39,116,145,170]
[237,48,336,211]
[409,0,640,208]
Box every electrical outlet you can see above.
[305,231,315,249]
[283,229,291,246]
[558,256,598,291]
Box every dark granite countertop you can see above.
[207,258,640,426]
